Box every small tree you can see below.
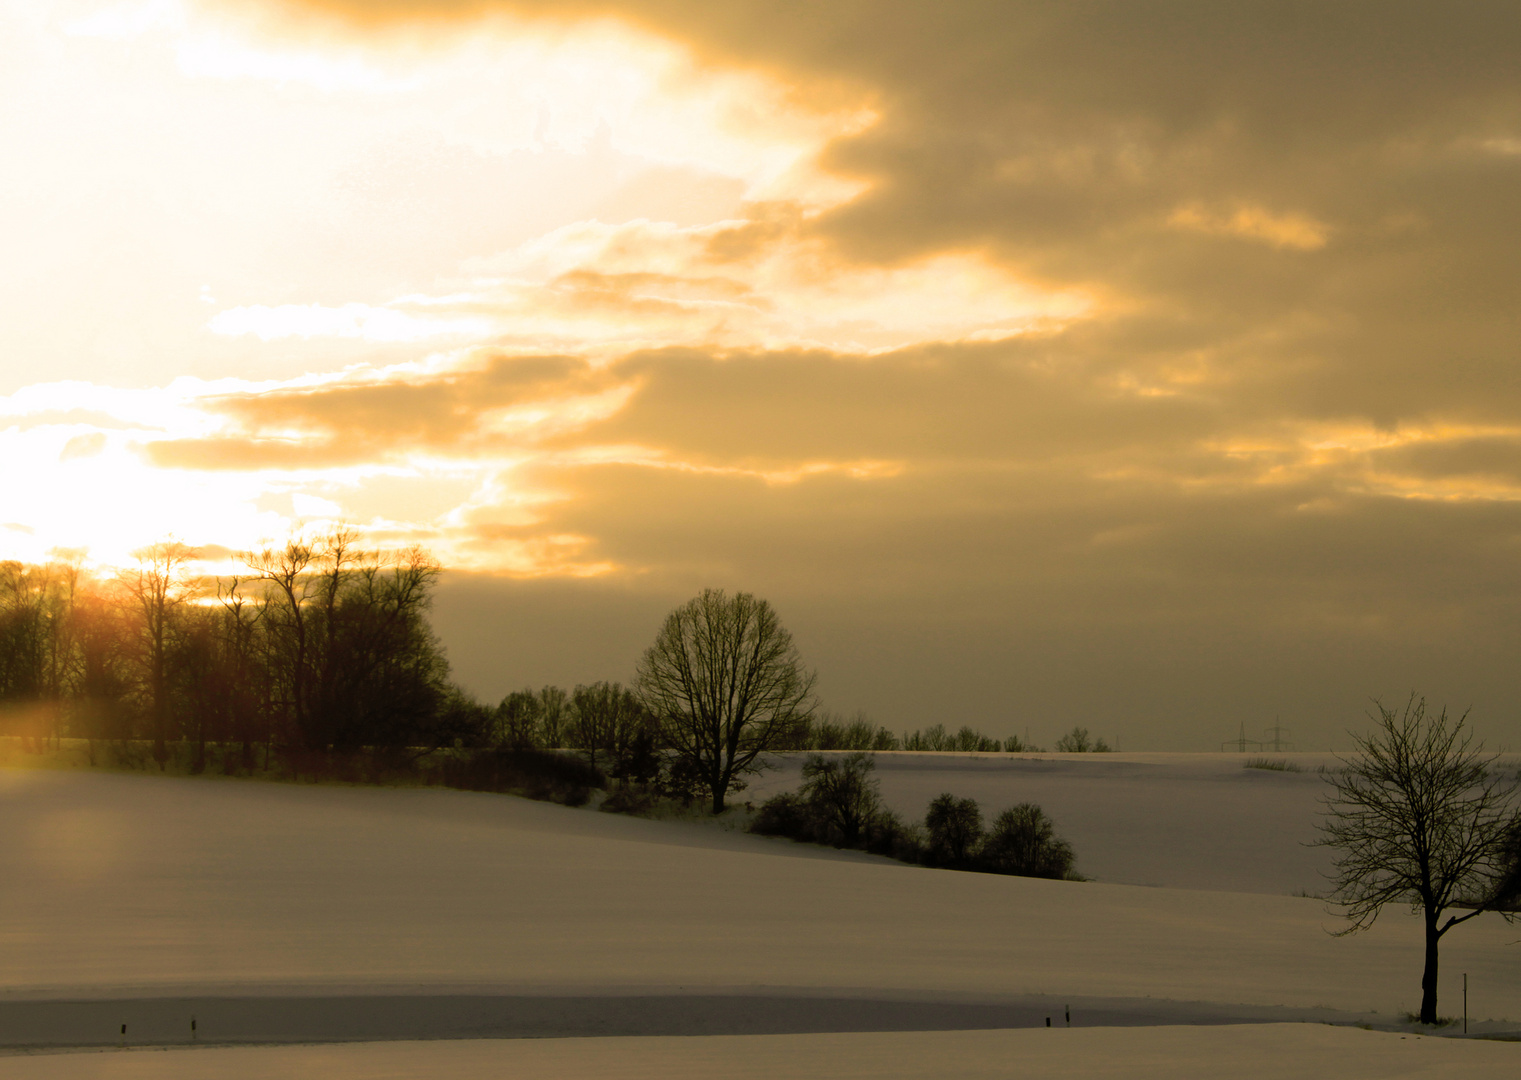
[120,540,200,765]
[636,589,815,813]
[1315,695,1518,1024]
[538,685,570,749]
[495,688,544,749]
[981,803,1076,879]
[801,752,881,847]
[571,681,659,779]
[925,793,983,867]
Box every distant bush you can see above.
[862,809,924,862]
[494,688,546,750]
[901,724,1004,752]
[749,754,887,849]
[438,748,603,806]
[979,803,1078,879]
[778,711,900,752]
[653,752,711,805]
[1244,757,1301,772]
[747,758,1081,882]
[801,751,882,847]
[1055,726,1111,753]
[1000,733,1041,752]
[751,791,816,840]
[598,783,660,816]
[571,681,661,781]
[492,685,574,751]
[925,793,985,867]
[781,715,1020,753]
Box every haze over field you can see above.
[6,2,1521,746]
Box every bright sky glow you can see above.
[0,0,890,569]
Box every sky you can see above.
[4,0,1521,749]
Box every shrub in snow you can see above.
[1055,726,1111,752]
[440,748,602,806]
[751,791,816,841]
[925,793,984,868]
[862,809,924,862]
[979,803,1078,879]
[801,752,882,848]
[598,784,660,816]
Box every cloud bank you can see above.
[8,0,1521,745]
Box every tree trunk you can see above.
[152,662,168,767]
[1420,910,1440,1024]
[709,755,726,814]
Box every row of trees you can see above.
[0,563,817,806]
[769,715,1110,754]
[0,533,466,769]
[750,751,1080,879]
[491,681,660,781]
[3,547,1105,802]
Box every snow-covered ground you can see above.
[7,1026,1520,1080]
[1,760,1517,1077]
[748,751,1345,894]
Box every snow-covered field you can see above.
[748,751,1344,894]
[7,1027,1520,1080]
[1,757,1517,1077]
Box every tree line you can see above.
[1,543,1109,804]
[730,714,1107,754]
[750,751,1081,879]
[0,533,472,772]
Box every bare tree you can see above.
[495,687,544,749]
[245,530,446,751]
[1314,695,1518,1024]
[119,540,200,765]
[570,681,658,777]
[925,793,983,867]
[801,751,881,847]
[982,803,1077,879]
[215,575,268,770]
[244,536,316,746]
[538,685,570,748]
[636,588,815,813]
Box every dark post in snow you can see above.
[1463,973,1468,1035]
[1065,1004,1070,1027]
[192,1014,198,1040]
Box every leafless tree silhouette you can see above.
[1315,695,1518,1024]
[982,803,1076,879]
[636,589,815,813]
[801,751,881,847]
[925,793,983,867]
[1055,726,1110,752]
[120,540,199,765]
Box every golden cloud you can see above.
[1167,203,1329,251]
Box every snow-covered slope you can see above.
[8,1026,1521,1080]
[3,763,1517,1077]
[748,751,1346,894]
[2,766,1515,1024]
